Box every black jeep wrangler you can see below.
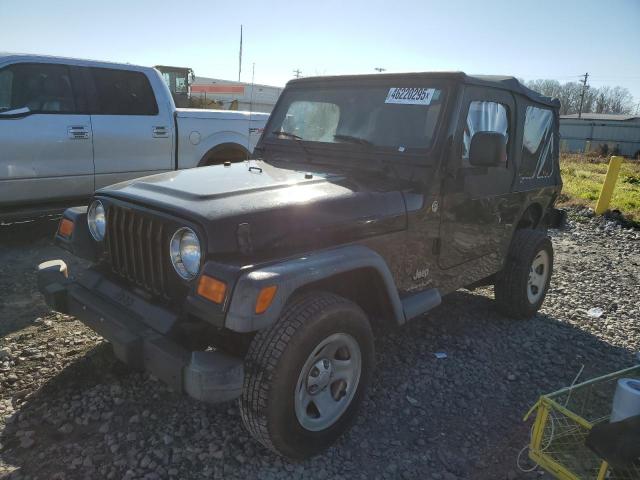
[38,72,564,459]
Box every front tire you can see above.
[494,229,553,319]
[240,292,374,459]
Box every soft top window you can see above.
[520,106,554,178]
[463,101,509,165]
[267,85,446,152]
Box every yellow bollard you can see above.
[595,156,623,215]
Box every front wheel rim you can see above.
[527,249,550,304]
[294,332,362,432]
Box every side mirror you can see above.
[469,131,506,167]
[0,106,31,119]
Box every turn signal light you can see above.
[197,275,227,304]
[255,286,278,314]
[58,218,74,238]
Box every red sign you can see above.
[191,85,245,95]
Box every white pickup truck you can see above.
[0,53,268,220]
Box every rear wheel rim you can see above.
[527,249,550,304]
[294,333,362,432]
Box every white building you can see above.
[560,113,640,158]
[191,76,283,113]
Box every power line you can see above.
[522,74,584,79]
[587,75,640,80]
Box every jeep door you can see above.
[0,62,94,208]
[86,67,174,190]
[437,86,518,278]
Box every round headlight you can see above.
[170,227,201,280]
[87,200,106,241]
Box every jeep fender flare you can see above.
[224,245,408,333]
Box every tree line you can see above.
[524,79,635,116]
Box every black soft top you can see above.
[288,72,560,109]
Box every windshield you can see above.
[266,84,446,153]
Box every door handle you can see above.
[67,126,90,140]
[152,126,169,138]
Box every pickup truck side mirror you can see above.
[0,106,32,119]
[469,131,506,167]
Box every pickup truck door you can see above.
[86,67,174,190]
[0,62,94,208]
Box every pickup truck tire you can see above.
[240,291,374,459]
[199,143,249,166]
[494,229,553,319]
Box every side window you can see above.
[520,106,554,178]
[463,101,509,166]
[175,74,188,94]
[0,63,76,113]
[0,69,12,111]
[90,68,158,115]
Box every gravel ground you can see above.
[0,211,638,480]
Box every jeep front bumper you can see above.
[37,260,244,404]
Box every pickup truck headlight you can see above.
[170,227,201,280]
[87,200,106,241]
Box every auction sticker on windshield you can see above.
[385,87,436,105]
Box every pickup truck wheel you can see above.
[240,292,374,459]
[199,144,249,166]
[494,229,553,319]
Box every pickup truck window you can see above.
[90,68,158,116]
[0,63,77,114]
[0,69,11,110]
[269,86,445,150]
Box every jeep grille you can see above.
[105,205,170,298]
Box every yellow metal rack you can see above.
[525,365,640,480]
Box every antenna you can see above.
[293,68,302,79]
[247,62,255,160]
[374,67,386,73]
[238,25,243,82]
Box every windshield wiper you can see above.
[333,134,373,147]
[271,130,313,163]
[272,130,303,140]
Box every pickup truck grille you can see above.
[105,205,170,298]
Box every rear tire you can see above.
[240,292,374,459]
[494,229,553,319]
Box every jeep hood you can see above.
[98,161,409,255]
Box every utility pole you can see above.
[374,67,386,73]
[238,25,243,82]
[293,69,302,79]
[578,72,589,119]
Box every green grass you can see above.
[559,154,640,223]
